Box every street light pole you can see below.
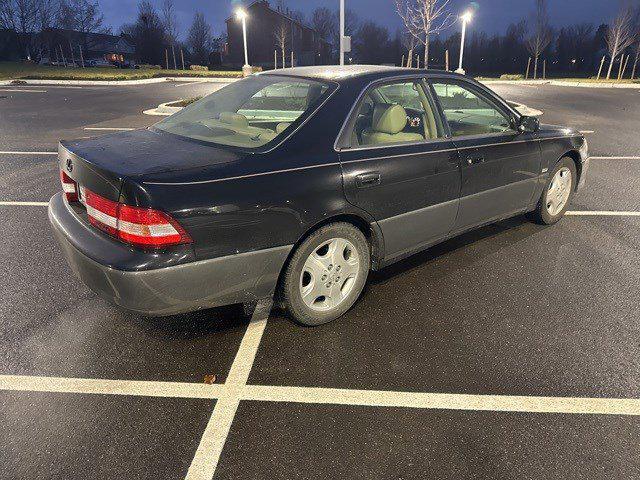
[236,9,251,76]
[339,0,345,66]
[456,11,472,75]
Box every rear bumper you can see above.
[48,192,292,316]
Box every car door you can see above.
[337,78,461,262]
[429,78,541,231]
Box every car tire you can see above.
[531,157,577,225]
[282,222,370,326]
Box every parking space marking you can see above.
[0,374,223,399]
[0,88,47,93]
[242,386,640,416]
[0,151,57,155]
[83,127,135,131]
[186,301,271,480]
[579,130,595,134]
[566,211,640,216]
[0,201,49,206]
[590,156,640,160]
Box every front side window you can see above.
[348,81,443,148]
[431,81,514,137]
[155,76,331,149]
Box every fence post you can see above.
[543,59,546,79]
[165,49,169,69]
[291,51,294,67]
[445,50,449,71]
[401,54,405,68]
[525,57,531,79]
[274,50,277,69]
[180,49,185,70]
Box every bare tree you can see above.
[57,0,107,34]
[161,0,179,69]
[526,0,553,79]
[0,0,43,58]
[274,18,288,67]
[311,7,336,42]
[605,4,635,79]
[395,0,454,68]
[401,30,418,66]
[628,6,640,79]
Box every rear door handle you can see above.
[466,156,485,165]
[355,172,381,188]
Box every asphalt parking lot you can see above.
[1,80,639,479]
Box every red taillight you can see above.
[60,171,78,202]
[117,204,191,247]
[83,187,192,249]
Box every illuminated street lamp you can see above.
[456,10,473,75]
[236,9,251,76]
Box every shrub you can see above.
[189,64,208,71]
[500,74,524,80]
[138,64,162,70]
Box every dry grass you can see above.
[0,62,243,81]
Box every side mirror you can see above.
[518,116,540,133]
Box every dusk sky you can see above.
[99,0,629,40]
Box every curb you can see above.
[0,76,239,87]
[481,79,640,89]
[143,101,183,116]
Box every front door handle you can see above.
[466,155,485,165]
[355,172,381,188]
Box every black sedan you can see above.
[49,65,589,326]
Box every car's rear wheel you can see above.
[532,157,576,225]
[282,223,370,326]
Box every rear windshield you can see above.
[155,75,332,149]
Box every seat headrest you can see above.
[276,122,291,134]
[371,104,408,135]
[219,112,249,129]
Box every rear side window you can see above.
[347,80,444,148]
[155,76,331,150]
[431,81,515,137]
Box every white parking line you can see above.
[0,151,57,155]
[242,385,640,416]
[579,130,595,134]
[0,375,223,399]
[83,127,135,131]
[0,88,47,93]
[0,201,49,206]
[1,373,638,416]
[566,211,640,217]
[185,301,271,480]
[590,156,640,160]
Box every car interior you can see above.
[350,82,441,147]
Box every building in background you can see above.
[36,29,135,65]
[224,0,331,69]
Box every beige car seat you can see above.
[361,104,424,145]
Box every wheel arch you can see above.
[274,213,384,303]
[561,150,582,191]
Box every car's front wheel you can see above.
[532,157,577,225]
[281,223,370,326]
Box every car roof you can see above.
[259,64,462,83]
